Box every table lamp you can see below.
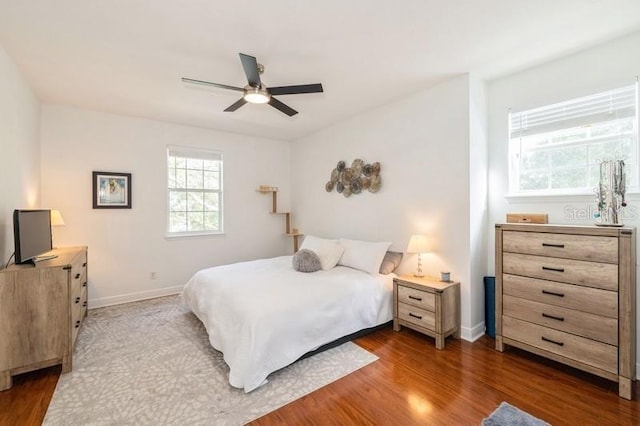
[406,234,429,277]
[50,209,65,247]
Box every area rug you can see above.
[43,295,378,425]
[482,402,550,426]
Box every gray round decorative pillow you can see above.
[292,249,322,273]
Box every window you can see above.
[167,146,223,236]
[509,83,638,195]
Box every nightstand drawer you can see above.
[503,252,618,291]
[398,285,435,311]
[398,303,435,330]
[503,231,618,263]
[503,316,617,374]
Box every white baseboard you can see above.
[88,285,184,309]
[461,321,487,342]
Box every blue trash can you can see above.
[484,276,496,338]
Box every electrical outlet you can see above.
[150,272,157,280]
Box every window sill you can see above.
[165,231,225,239]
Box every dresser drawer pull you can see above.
[83,301,87,307]
[75,297,80,304]
[541,336,564,346]
[408,295,423,301]
[542,243,565,248]
[542,289,565,297]
[409,313,423,320]
[75,273,81,279]
[542,266,565,273]
[83,282,87,287]
[75,320,81,328]
[82,262,87,267]
[542,313,565,322]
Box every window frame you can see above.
[165,145,224,238]
[507,82,639,197]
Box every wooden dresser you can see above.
[0,246,88,391]
[495,224,635,399]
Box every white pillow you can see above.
[338,238,392,274]
[299,235,345,271]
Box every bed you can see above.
[181,237,398,392]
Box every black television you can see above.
[13,209,56,264]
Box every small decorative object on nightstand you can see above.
[393,274,460,349]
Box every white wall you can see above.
[487,30,640,370]
[0,46,41,264]
[291,74,488,341]
[41,106,292,307]
[469,75,489,337]
[488,31,640,246]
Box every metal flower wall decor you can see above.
[325,159,382,198]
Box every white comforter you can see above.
[181,255,393,392]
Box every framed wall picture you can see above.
[92,171,132,209]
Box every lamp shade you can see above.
[406,234,429,254]
[50,210,65,226]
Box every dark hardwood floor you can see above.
[0,364,59,426]
[2,326,639,425]
[254,328,640,425]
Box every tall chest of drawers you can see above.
[495,224,636,399]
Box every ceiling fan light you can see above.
[244,86,270,104]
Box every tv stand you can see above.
[0,246,88,391]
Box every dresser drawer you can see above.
[70,251,87,295]
[503,252,618,291]
[503,295,618,345]
[71,285,87,346]
[503,274,618,318]
[398,303,435,330]
[71,285,87,320]
[397,285,435,311]
[71,270,87,300]
[503,316,617,374]
[503,231,618,263]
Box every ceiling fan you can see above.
[182,53,324,117]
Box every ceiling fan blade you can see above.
[224,98,248,112]
[268,84,324,96]
[239,53,261,88]
[268,97,298,116]
[181,77,243,92]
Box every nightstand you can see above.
[393,274,460,349]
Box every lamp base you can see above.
[413,272,424,278]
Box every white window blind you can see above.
[167,146,223,236]
[508,82,638,194]
[510,85,636,138]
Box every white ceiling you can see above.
[1,1,640,141]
